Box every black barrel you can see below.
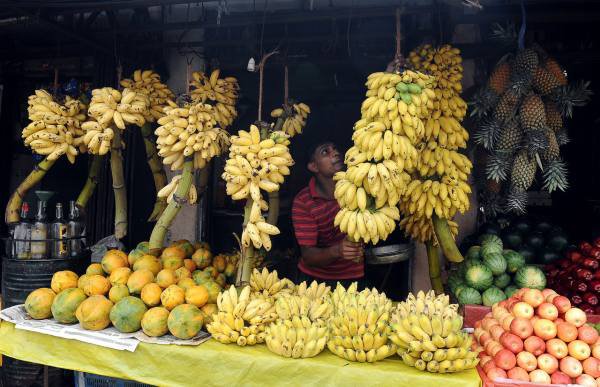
[2,357,66,387]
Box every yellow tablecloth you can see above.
[0,321,481,387]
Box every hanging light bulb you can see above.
[247,57,256,72]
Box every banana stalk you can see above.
[237,198,255,286]
[432,215,464,263]
[75,155,104,210]
[148,158,194,256]
[266,192,280,226]
[111,128,127,239]
[426,241,444,294]
[5,157,57,224]
[141,122,168,221]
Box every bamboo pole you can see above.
[432,214,464,263]
[141,122,169,221]
[237,198,255,286]
[111,128,127,239]
[75,155,104,210]
[426,241,444,294]
[5,157,57,224]
[148,158,194,256]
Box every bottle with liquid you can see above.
[12,202,32,259]
[30,200,48,259]
[67,201,85,257]
[50,203,68,259]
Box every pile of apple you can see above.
[474,288,600,386]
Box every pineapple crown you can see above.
[553,80,592,118]
[469,88,498,119]
[505,189,528,215]
[474,119,501,150]
[485,151,512,182]
[524,129,549,156]
[542,158,569,193]
[489,22,518,47]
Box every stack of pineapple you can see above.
[472,43,590,214]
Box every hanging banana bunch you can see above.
[120,69,175,221]
[270,101,311,137]
[189,69,239,128]
[157,174,198,205]
[6,90,87,224]
[222,125,293,252]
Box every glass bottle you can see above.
[67,201,85,257]
[30,200,48,259]
[12,202,32,259]
[50,203,68,259]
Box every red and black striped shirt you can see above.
[292,177,364,280]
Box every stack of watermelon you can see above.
[448,234,547,306]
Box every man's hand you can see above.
[336,239,364,263]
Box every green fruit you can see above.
[464,264,494,291]
[465,246,481,260]
[483,252,507,275]
[396,82,409,93]
[482,287,506,307]
[447,272,464,294]
[504,286,519,298]
[407,83,422,94]
[504,250,526,273]
[517,246,535,264]
[478,234,503,248]
[514,266,546,290]
[51,288,87,324]
[457,287,482,305]
[109,296,148,333]
[400,93,412,104]
[494,273,511,289]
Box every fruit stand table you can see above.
[0,321,482,387]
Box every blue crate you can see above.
[74,371,153,387]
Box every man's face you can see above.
[308,143,343,178]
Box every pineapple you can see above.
[541,130,560,162]
[544,101,563,132]
[545,58,567,86]
[488,61,512,95]
[496,119,522,151]
[519,94,547,130]
[513,48,539,75]
[486,178,502,194]
[533,66,563,95]
[493,89,520,123]
[510,151,537,191]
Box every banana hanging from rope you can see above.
[270,101,311,137]
[189,69,239,128]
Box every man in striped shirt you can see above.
[292,141,364,288]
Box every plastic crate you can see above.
[74,371,153,387]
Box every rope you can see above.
[518,0,526,50]
[284,64,289,105]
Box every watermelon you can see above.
[447,272,464,293]
[535,221,553,234]
[479,234,503,248]
[504,250,526,273]
[453,284,467,298]
[514,266,546,290]
[502,229,523,249]
[459,258,482,278]
[465,264,494,291]
[504,285,519,298]
[526,232,545,251]
[466,246,481,260]
[513,218,532,235]
[457,287,482,305]
[494,273,511,289]
[539,247,561,264]
[483,252,507,275]
[482,287,506,307]
[481,240,503,258]
[517,246,535,264]
[548,231,569,253]
[480,222,501,236]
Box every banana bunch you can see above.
[189,69,239,128]
[275,293,332,322]
[270,102,311,137]
[120,69,175,121]
[156,174,198,205]
[22,90,86,163]
[389,291,479,373]
[241,210,281,251]
[87,87,150,129]
[265,317,328,358]
[327,283,396,363]
[80,121,115,155]
[207,285,276,346]
[250,268,295,298]
[295,280,330,300]
[155,101,230,171]
[333,206,399,243]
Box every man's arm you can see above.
[300,240,363,268]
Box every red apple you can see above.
[576,374,597,387]
[568,340,591,360]
[487,367,507,381]
[499,332,524,354]
[480,332,493,347]
[483,359,497,374]
[511,317,534,339]
[553,295,572,314]
[560,356,584,378]
[557,322,579,343]
[507,367,530,382]
[494,348,517,370]
[555,317,565,325]
[517,351,538,372]
[523,289,545,308]
[583,357,600,378]
[524,336,546,356]
[533,318,557,340]
[480,355,493,367]
[482,317,500,332]
[565,307,587,327]
[512,302,534,319]
[578,325,600,345]
[542,288,558,300]
[530,315,540,327]
[537,302,559,320]
[546,338,569,359]
[501,315,514,331]
[592,343,600,359]
[546,293,560,303]
[550,371,572,384]
[529,369,551,384]
[490,325,505,342]
[486,341,503,357]
[493,306,510,321]
[515,288,528,299]
[537,353,559,374]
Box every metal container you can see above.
[365,242,415,265]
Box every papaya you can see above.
[161,255,184,271]
[108,284,130,303]
[224,262,236,278]
[214,273,227,288]
[51,270,79,294]
[183,259,197,273]
[109,267,132,286]
[78,274,91,290]
[203,281,222,304]
[109,296,147,333]
[200,303,218,324]
[185,285,209,308]
[140,283,162,307]
[136,241,150,254]
[162,246,186,261]
[127,269,155,294]
[160,285,185,311]
[172,239,194,258]
[156,269,177,289]
[192,270,212,285]
[212,255,227,273]
[25,288,56,319]
[167,304,204,339]
[51,288,87,323]
[174,267,191,282]
[101,249,128,274]
[191,248,212,269]
[177,278,196,291]
[127,248,145,267]
[133,255,162,276]
[86,263,105,276]
[203,266,218,279]
[83,275,111,296]
[75,295,113,330]
[194,241,210,251]
[141,307,170,337]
